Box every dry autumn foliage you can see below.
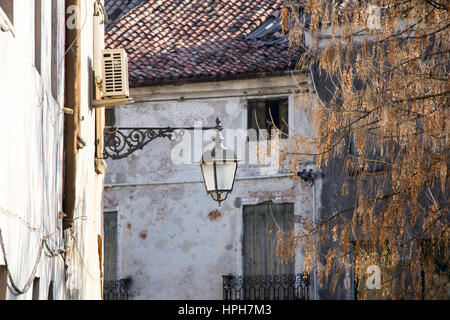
[276,0,449,299]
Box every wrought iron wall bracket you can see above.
[104,118,222,160]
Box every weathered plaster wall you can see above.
[63,0,106,300]
[0,0,66,300]
[0,0,105,300]
[104,74,321,299]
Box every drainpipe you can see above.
[63,0,81,230]
[312,179,318,300]
[298,169,323,300]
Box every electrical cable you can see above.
[66,230,101,282]
[0,229,49,295]
[0,227,64,296]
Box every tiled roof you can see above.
[105,0,303,87]
[104,0,144,30]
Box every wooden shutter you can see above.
[243,202,294,276]
[104,212,118,281]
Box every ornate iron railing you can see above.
[103,278,131,300]
[222,274,310,300]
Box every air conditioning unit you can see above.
[101,49,129,98]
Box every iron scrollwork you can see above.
[104,127,176,160]
[104,118,222,160]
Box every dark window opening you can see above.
[0,265,6,300]
[48,281,54,300]
[105,109,116,127]
[32,277,40,300]
[248,98,288,140]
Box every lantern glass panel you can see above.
[215,162,237,191]
[200,163,215,192]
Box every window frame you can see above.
[247,98,289,140]
[242,202,295,277]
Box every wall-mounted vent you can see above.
[102,49,129,98]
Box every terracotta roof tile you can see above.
[105,0,303,87]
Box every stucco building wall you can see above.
[0,0,66,300]
[63,0,106,300]
[0,0,105,300]
[104,74,322,299]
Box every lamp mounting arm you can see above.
[104,118,223,160]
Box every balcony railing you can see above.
[222,273,310,300]
[103,278,131,300]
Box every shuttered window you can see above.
[243,202,294,276]
[104,211,118,281]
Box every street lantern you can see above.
[104,116,237,205]
[200,118,238,206]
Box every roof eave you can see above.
[130,69,307,89]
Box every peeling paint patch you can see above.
[208,209,221,221]
[139,231,147,240]
[225,98,240,119]
[160,102,215,126]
